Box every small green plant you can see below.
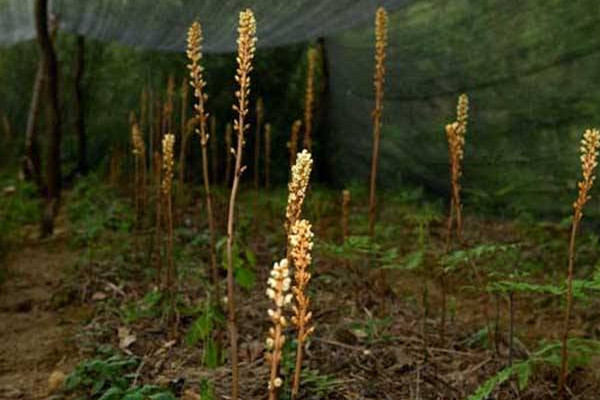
[0,177,40,260]
[64,350,176,400]
[121,289,164,324]
[218,238,257,290]
[467,338,600,400]
[67,174,134,247]
[185,300,224,369]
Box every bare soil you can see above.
[0,230,86,400]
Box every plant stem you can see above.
[559,217,580,391]
[291,323,305,399]
[508,291,514,367]
[200,133,219,305]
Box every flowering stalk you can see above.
[445,93,469,246]
[368,6,388,238]
[441,93,469,344]
[131,118,147,227]
[265,259,292,400]
[288,120,302,168]
[303,49,316,150]
[187,21,220,306]
[285,150,313,236]
[559,128,600,391]
[290,219,315,399]
[226,10,257,400]
[161,133,176,322]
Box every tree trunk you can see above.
[35,0,62,237]
[23,62,44,191]
[74,35,87,175]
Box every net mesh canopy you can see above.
[1,0,600,218]
[327,0,600,217]
[0,0,408,51]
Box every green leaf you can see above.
[467,365,514,400]
[92,379,106,395]
[383,250,423,271]
[235,266,256,289]
[98,386,124,400]
[204,339,220,369]
[245,248,257,268]
[149,392,177,400]
[516,362,532,390]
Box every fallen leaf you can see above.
[48,370,65,394]
[118,327,136,350]
[91,291,107,301]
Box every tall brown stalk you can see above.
[225,123,233,185]
[131,119,147,227]
[153,150,163,284]
[254,97,264,189]
[2,114,11,144]
[187,21,220,305]
[341,189,351,242]
[367,6,388,238]
[163,76,175,137]
[559,128,600,392]
[226,10,257,400]
[178,77,189,194]
[288,120,301,168]
[140,86,148,135]
[303,49,316,151]
[445,94,469,246]
[441,93,469,343]
[290,219,315,399]
[264,123,272,190]
[210,115,218,184]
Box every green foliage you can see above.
[67,174,134,246]
[350,316,393,344]
[441,243,518,274]
[185,301,223,369]
[467,338,600,399]
[64,351,175,400]
[198,380,216,400]
[0,176,40,261]
[278,339,340,400]
[318,235,399,267]
[217,237,256,290]
[121,289,164,324]
[298,369,341,400]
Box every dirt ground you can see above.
[0,230,86,400]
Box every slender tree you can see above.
[23,61,44,190]
[35,0,62,237]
